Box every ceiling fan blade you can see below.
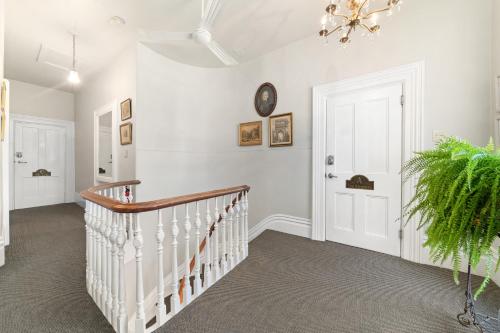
[206,40,238,66]
[139,30,193,43]
[201,0,223,28]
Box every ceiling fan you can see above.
[139,0,237,66]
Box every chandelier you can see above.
[319,0,402,45]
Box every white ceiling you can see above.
[5,0,320,91]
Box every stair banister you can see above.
[80,181,250,333]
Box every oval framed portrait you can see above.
[254,82,277,117]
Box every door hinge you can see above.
[399,229,403,239]
[400,94,405,107]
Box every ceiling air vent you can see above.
[36,44,73,71]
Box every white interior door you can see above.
[325,83,403,257]
[14,122,66,209]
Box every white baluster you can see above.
[133,214,146,333]
[227,195,234,270]
[106,191,113,320]
[234,195,240,264]
[101,204,108,311]
[96,199,103,308]
[85,201,92,294]
[111,211,119,329]
[117,213,128,333]
[221,196,228,275]
[244,192,249,257]
[213,198,220,280]
[170,207,181,314]
[193,202,202,296]
[156,210,167,325]
[183,204,192,304]
[92,202,98,300]
[204,200,212,288]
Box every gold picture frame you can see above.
[120,122,133,145]
[239,121,262,146]
[269,113,293,147]
[120,98,132,121]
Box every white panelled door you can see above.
[325,83,402,257]
[14,122,66,209]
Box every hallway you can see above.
[0,204,113,332]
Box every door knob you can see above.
[16,161,27,164]
[327,173,338,179]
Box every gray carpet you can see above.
[156,230,500,333]
[0,204,113,333]
[1,205,499,333]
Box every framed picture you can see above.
[120,98,132,121]
[269,113,293,147]
[120,122,132,145]
[254,82,277,117]
[239,121,262,146]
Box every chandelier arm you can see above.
[331,13,351,20]
[356,0,370,19]
[361,6,392,19]
[360,23,373,32]
[325,25,343,37]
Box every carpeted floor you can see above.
[0,204,114,333]
[156,231,500,333]
[1,204,499,333]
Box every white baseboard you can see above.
[249,214,312,241]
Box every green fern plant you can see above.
[403,137,500,298]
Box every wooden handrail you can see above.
[80,180,250,214]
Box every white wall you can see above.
[0,0,5,266]
[74,47,136,193]
[137,0,492,227]
[8,79,74,121]
[493,2,500,144]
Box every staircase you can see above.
[80,180,250,333]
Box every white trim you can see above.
[93,101,118,185]
[249,214,311,241]
[9,114,75,214]
[312,62,425,263]
[1,80,9,246]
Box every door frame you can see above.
[93,101,118,184]
[312,62,425,263]
[9,114,75,211]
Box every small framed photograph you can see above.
[269,113,293,147]
[120,98,132,121]
[239,121,262,146]
[120,122,132,145]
